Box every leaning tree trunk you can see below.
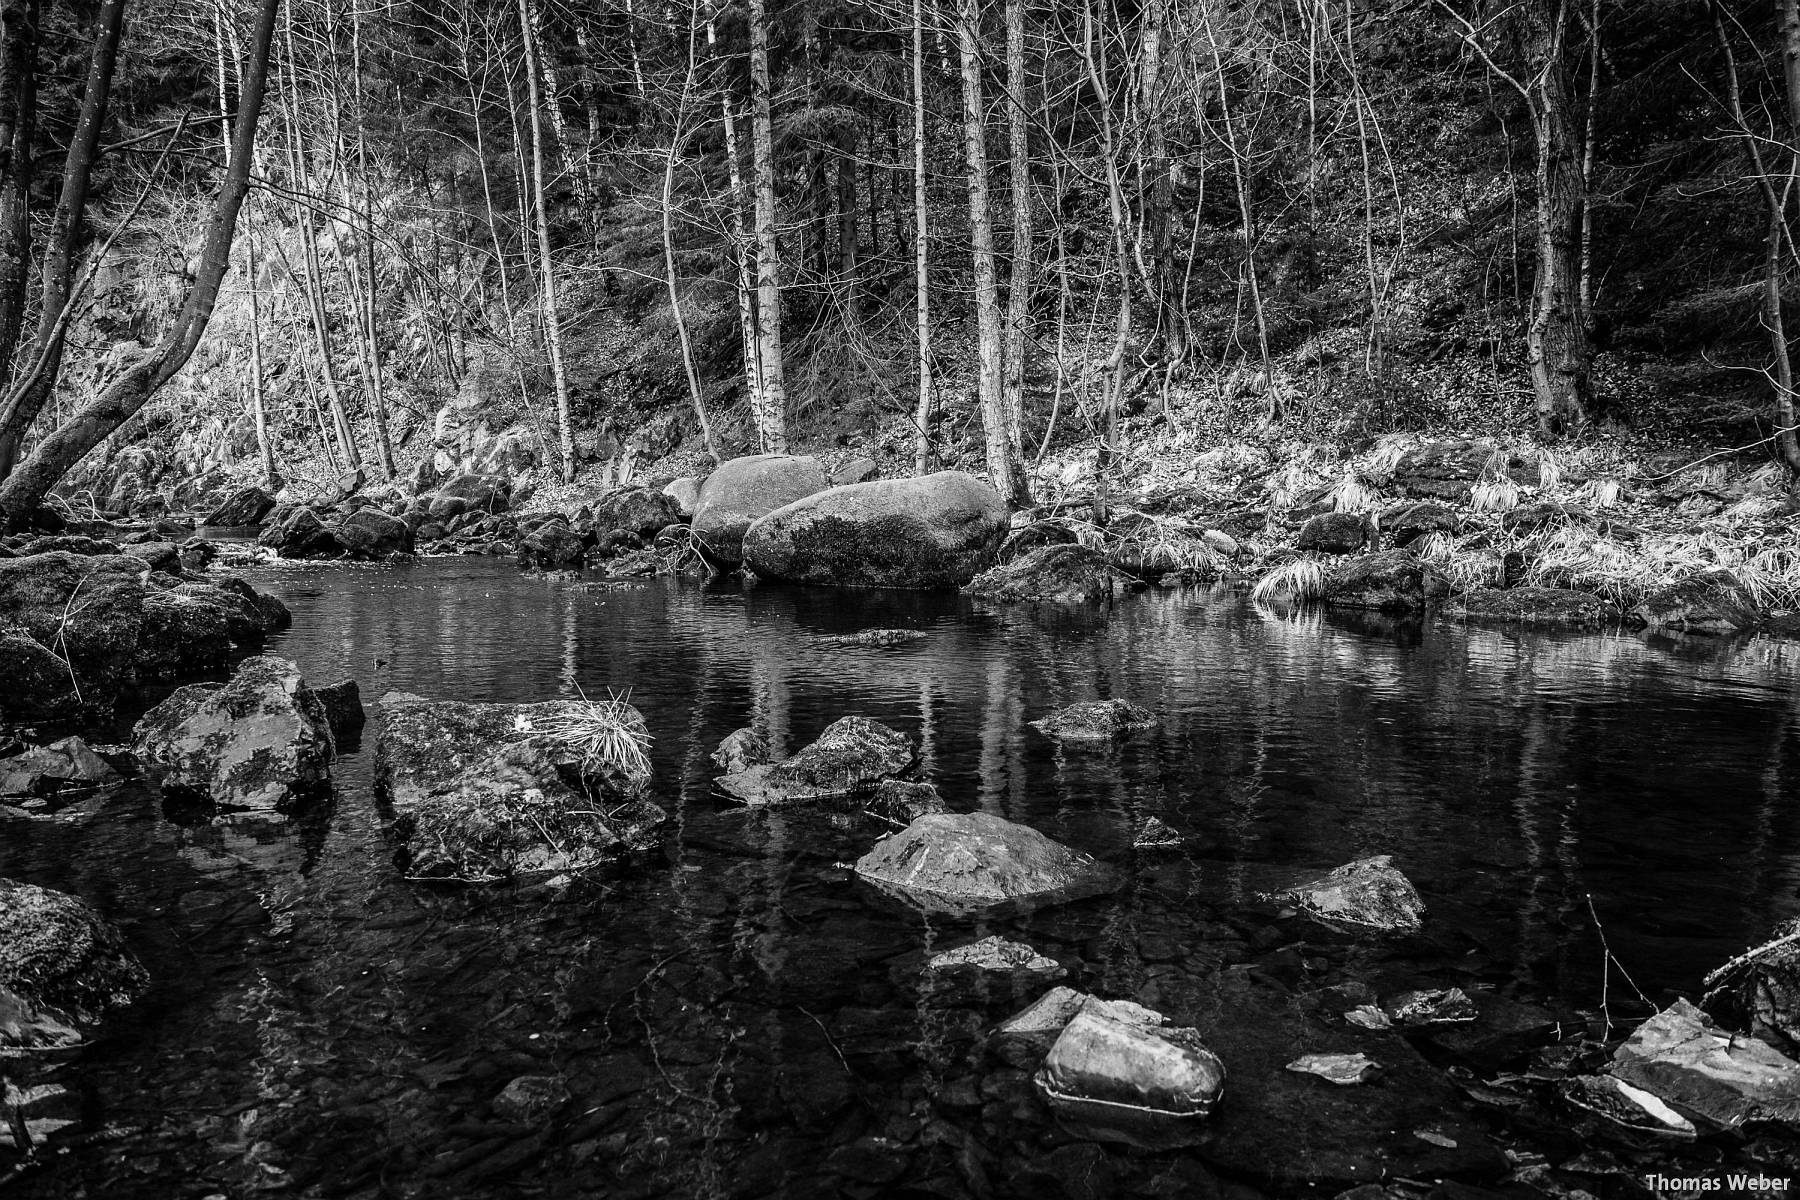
[0,0,124,480]
[0,0,280,529]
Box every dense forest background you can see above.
[0,0,1795,525]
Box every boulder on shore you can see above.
[516,519,588,570]
[590,487,682,549]
[0,878,148,1050]
[204,485,276,528]
[965,544,1115,606]
[259,506,342,558]
[1295,513,1371,554]
[742,471,1009,589]
[1382,502,1462,547]
[1631,570,1759,636]
[132,655,335,811]
[1324,550,1448,613]
[374,693,666,883]
[330,507,415,558]
[716,715,912,805]
[854,811,1120,916]
[1268,855,1425,933]
[1443,587,1619,628]
[692,454,828,566]
[428,473,509,520]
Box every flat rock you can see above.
[716,715,912,805]
[1443,587,1619,628]
[854,811,1120,916]
[1608,997,1800,1132]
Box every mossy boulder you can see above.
[1295,512,1371,554]
[742,471,1009,589]
[0,551,149,706]
[1324,550,1449,612]
[1631,570,1760,636]
[1030,699,1159,746]
[132,655,335,811]
[259,505,342,558]
[137,590,235,678]
[0,879,148,1050]
[0,625,81,722]
[966,544,1115,605]
[692,454,829,566]
[330,507,415,558]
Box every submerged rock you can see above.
[741,471,1010,589]
[1286,1053,1379,1086]
[1383,987,1476,1026]
[1269,855,1425,933]
[865,778,947,825]
[692,454,828,566]
[1324,551,1448,613]
[1030,699,1158,746]
[926,936,1065,985]
[828,628,927,648]
[0,879,148,1050]
[0,737,120,800]
[1036,1010,1226,1143]
[1133,816,1184,850]
[1608,998,1800,1132]
[1443,587,1619,627]
[1559,1074,1696,1142]
[854,811,1119,915]
[132,655,335,811]
[716,716,912,805]
[375,693,665,883]
[1631,570,1759,636]
[493,1074,569,1122]
[965,544,1115,606]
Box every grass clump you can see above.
[1251,556,1328,605]
[535,697,654,784]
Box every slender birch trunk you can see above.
[519,0,575,481]
[749,0,787,450]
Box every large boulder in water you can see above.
[259,505,342,558]
[330,507,414,558]
[691,454,828,566]
[965,544,1115,605]
[1269,855,1425,933]
[374,693,666,883]
[132,655,335,811]
[1324,550,1448,612]
[0,879,148,1050]
[204,484,276,528]
[855,811,1120,915]
[137,590,234,678]
[716,715,912,805]
[0,551,148,706]
[742,471,1009,589]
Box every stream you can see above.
[7,555,1800,1197]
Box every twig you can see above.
[1586,893,1652,1037]
[798,1007,853,1077]
[1704,929,1800,989]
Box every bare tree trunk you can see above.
[246,228,276,488]
[1524,1,1589,437]
[519,0,576,482]
[1082,0,1127,523]
[749,0,787,450]
[351,0,394,479]
[0,0,281,528]
[1001,0,1032,470]
[960,0,1026,506]
[715,61,765,442]
[0,0,124,479]
[664,1,720,464]
[1136,0,1182,365]
[912,0,934,473]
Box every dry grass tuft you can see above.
[537,698,654,784]
[1412,532,1502,591]
[1328,468,1378,514]
[1250,556,1328,605]
[1470,475,1521,513]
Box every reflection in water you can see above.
[4,557,1799,1196]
